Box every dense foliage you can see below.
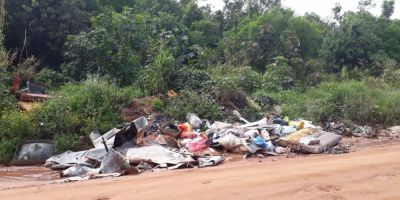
[0,78,141,161]
[1,0,400,161]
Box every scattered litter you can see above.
[198,156,224,168]
[44,112,376,182]
[351,125,377,138]
[61,165,99,178]
[325,143,351,154]
[187,113,202,129]
[274,147,290,154]
[387,126,400,138]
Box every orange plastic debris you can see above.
[167,90,177,97]
[177,123,197,139]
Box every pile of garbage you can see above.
[43,112,356,182]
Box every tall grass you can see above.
[261,79,400,125]
[0,78,142,162]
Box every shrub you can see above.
[34,68,70,89]
[212,76,239,100]
[262,80,400,125]
[152,98,165,112]
[0,78,143,161]
[0,108,38,162]
[164,89,222,121]
[35,78,140,137]
[0,68,15,115]
[171,67,211,91]
[209,65,262,95]
[263,56,295,91]
[54,133,81,154]
[382,61,400,87]
[231,67,262,94]
[139,49,175,95]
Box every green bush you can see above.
[54,133,81,154]
[152,98,165,112]
[34,68,70,89]
[139,49,175,95]
[0,108,39,162]
[231,67,263,94]
[263,56,295,91]
[36,78,140,137]
[212,76,239,100]
[209,65,262,95]
[0,78,142,161]
[0,68,14,115]
[164,89,222,121]
[172,67,211,91]
[261,80,400,125]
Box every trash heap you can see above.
[44,113,349,181]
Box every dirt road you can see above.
[1,143,400,200]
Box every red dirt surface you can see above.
[0,138,399,200]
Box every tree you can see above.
[263,56,295,91]
[357,0,376,12]
[5,0,99,67]
[0,0,13,113]
[224,7,330,71]
[321,12,382,73]
[223,0,245,30]
[190,20,221,48]
[181,1,204,28]
[383,21,400,62]
[287,17,325,59]
[62,10,157,86]
[332,3,343,21]
[246,0,281,16]
[381,0,395,19]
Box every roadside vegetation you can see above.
[0,0,400,161]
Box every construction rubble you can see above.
[42,113,399,182]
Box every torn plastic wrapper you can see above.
[217,134,244,151]
[127,145,195,166]
[57,173,122,183]
[187,113,202,129]
[198,156,224,168]
[61,166,99,178]
[185,137,207,152]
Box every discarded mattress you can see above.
[278,129,342,154]
[299,132,342,154]
[277,128,315,149]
